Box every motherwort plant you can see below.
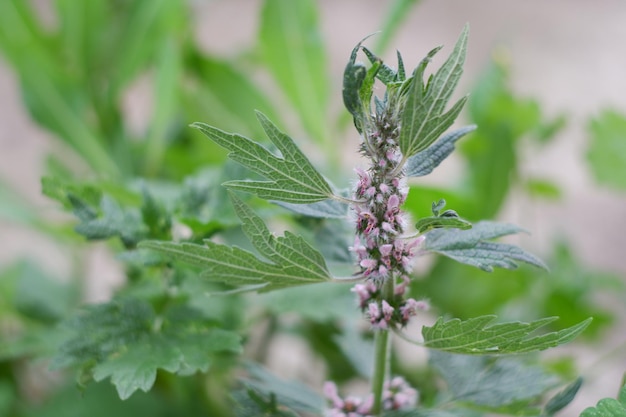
[53,25,590,416]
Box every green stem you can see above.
[371,327,390,415]
[371,277,395,415]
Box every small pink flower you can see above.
[387,194,400,211]
[377,264,388,278]
[382,222,396,234]
[368,302,380,320]
[381,300,394,321]
[379,183,390,194]
[323,381,344,409]
[379,244,393,257]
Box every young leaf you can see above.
[405,125,476,177]
[422,315,592,354]
[430,350,560,410]
[191,112,333,204]
[415,216,471,234]
[398,25,469,160]
[140,194,332,292]
[52,300,241,400]
[424,221,547,272]
[580,384,626,417]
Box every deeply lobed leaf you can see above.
[140,194,332,292]
[398,25,469,161]
[191,112,333,204]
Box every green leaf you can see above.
[587,109,626,191]
[424,221,547,271]
[422,315,592,354]
[405,125,476,177]
[140,194,332,292]
[185,52,282,140]
[191,112,333,204]
[259,0,329,144]
[52,300,241,400]
[398,24,469,160]
[71,195,146,247]
[580,385,626,417]
[544,378,583,415]
[276,197,349,219]
[242,363,324,415]
[430,351,559,410]
[144,37,182,176]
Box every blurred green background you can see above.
[1,0,625,416]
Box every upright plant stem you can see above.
[371,328,390,415]
[371,277,395,415]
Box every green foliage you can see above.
[587,110,626,191]
[414,199,471,234]
[405,125,476,177]
[424,221,546,272]
[398,25,469,160]
[422,315,591,354]
[1,0,619,415]
[192,112,334,204]
[51,299,241,400]
[141,194,332,292]
[240,364,324,415]
[544,378,583,416]
[580,385,626,417]
[429,351,559,413]
[260,0,330,145]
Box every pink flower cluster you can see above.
[352,281,429,329]
[323,377,417,417]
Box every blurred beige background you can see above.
[1,0,626,414]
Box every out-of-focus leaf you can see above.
[580,385,626,417]
[276,198,348,219]
[544,377,583,416]
[430,350,559,410]
[463,59,543,218]
[52,300,241,400]
[374,0,422,53]
[242,363,324,415]
[185,51,282,140]
[259,282,356,322]
[259,0,329,143]
[524,178,562,199]
[144,38,182,176]
[587,109,626,191]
